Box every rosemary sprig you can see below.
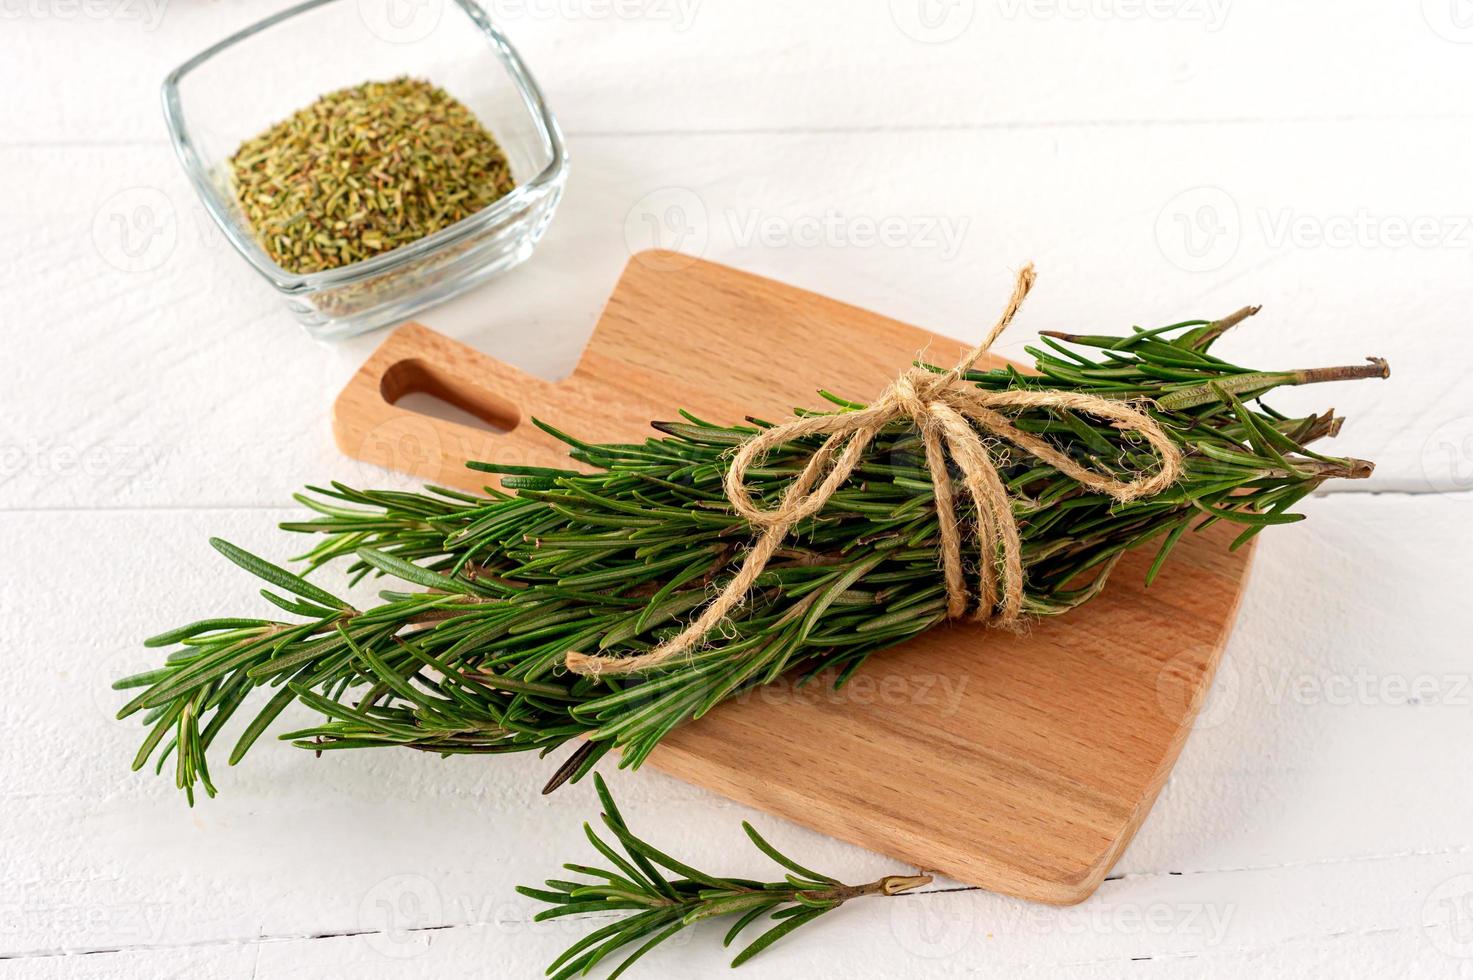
[114,311,1387,802]
[519,774,930,977]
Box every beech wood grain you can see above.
[333,251,1251,904]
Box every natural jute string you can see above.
[565,264,1183,677]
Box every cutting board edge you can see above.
[1053,538,1258,902]
[331,253,1255,906]
[647,534,1259,906]
[645,740,1115,905]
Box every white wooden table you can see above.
[4,2,1473,976]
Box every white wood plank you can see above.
[4,7,1469,975]
[4,121,1467,510]
[1107,491,1473,872]
[1,881,1469,980]
[2,493,1468,974]
[6,923,1473,980]
[3,1,1472,143]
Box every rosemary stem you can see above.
[1157,357,1387,409]
[1293,357,1391,385]
[808,873,935,903]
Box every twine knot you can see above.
[566,264,1183,677]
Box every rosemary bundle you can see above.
[115,302,1386,803]
[520,774,930,977]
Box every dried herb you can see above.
[519,773,930,977]
[114,307,1386,803]
[229,77,515,274]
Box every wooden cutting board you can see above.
[334,251,1251,905]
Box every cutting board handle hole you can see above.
[380,358,521,434]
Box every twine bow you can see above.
[565,265,1183,677]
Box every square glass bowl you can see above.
[163,0,567,340]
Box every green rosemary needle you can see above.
[114,309,1387,803]
[519,773,931,977]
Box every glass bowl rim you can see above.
[160,0,568,292]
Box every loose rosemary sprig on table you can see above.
[519,774,930,977]
[114,310,1386,803]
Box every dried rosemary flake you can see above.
[228,77,516,275]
